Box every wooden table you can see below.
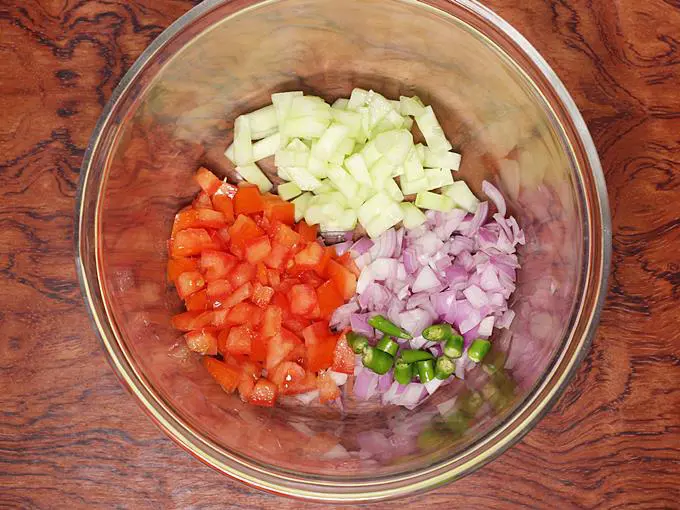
[1,1,678,508]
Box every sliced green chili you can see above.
[468,339,491,363]
[362,346,394,375]
[368,315,412,340]
[434,356,455,380]
[393,359,413,385]
[416,359,435,383]
[399,349,434,364]
[346,332,369,354]
[376,336,399,357]
[443,334,464,359]
[422,323,455,342]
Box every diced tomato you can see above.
[196,209,227,229]
[185,289,209,311]
[261,306,282,338]
[264,199,295,225]
[293,242,324,270]
[171,311,201,331]
[256,263,268,285]
[214,181,239,199]
[222,282,253,309]
[317,371,340,403]
[266,328,301,370]
[167,257,199,282]
[230,262,256,288]
[316,280,344,319]
[326,259,357,300]
[175,271,206,298]
[331,333,354,374]
[216,328,230,354]
[204,357,241,393]
[200,251,238,281]
[269,361,306,394]
[193,191,213,209]
[283,316,311,333]
[171,228,217,257]
[300,271,325,288]
[271,293,290,319]
[245,236,272,264]
[314,247,334,277]
[228,215,264,250]
[286,371,317,395]
[250,333,269,363]
[267,269,281,289]
[206,279,232,300]
[302,321,332,346]
[172,209,199,235]
[234,185,265,215]
[296,221,318,242]
[211,194,235,224]
[223,324,254,355]
[249,378,277,407]
[226,302,263,327]
[238,361,260,401]
[263,242,289,269]
[288,284,318,316]
[278,277,302,294]
[251,282,274,308]
[337,252,361,277]
[194,167,222,195]
[216,227,231,246]
[185,329,218,355]
[211,309,229,327]
[285,343,308,366]
[306,338,336,372]
[273,223,302,248]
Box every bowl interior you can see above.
[79,0,606,498]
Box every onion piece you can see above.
[482,180,507,217]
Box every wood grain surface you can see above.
[1,0,679,508]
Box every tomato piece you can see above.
[269,361,306,394]
[331,333,354,374]
[238,361,261,401]
[302,321,332,346]
[293,242,324,270]
[316,280,344,319]
[226,302,263,327]
[266,328,300,370]
[252,282,275,308]
[267,269,281,289]
[233,185,265,215]
[222,282,253,309]
[271,292,291,319]
[215,181,239,199]
[300,271,325,288]
[194,167,222,195]
[185,329,218,355]
[245,236,272,265]
[195,209,228,229]
[172,209,198,235]
[228,215,265,250]
[256,262,268,285]
[273,223,302,249]
[171,228,217,258]
[204,357,241,393]
[230,262,256,288]
[317,371,340,403]
[200,250,238,281]
[282,316,311,333]
[175,271,206,298]
[223,324,254,355]
[250,333,269,363]
[261,306,283,338]
[326,260,357,300]
[264,200,295,225]
[285,371,318,395]
[263,242,289,269]
[185,289,209,311]
[296,221,318,242]
[211,193,235,224]
[171,311,201,331]
[249,378,277,407]
[278,277,302,294]
[288,284,318,316]
[306,337,336,372]
[337,252,361,277]
[193,191,213,209]
[285,343,308,366]
[167,257,199,282]
[313,247,334,277]
[206,279,232,300]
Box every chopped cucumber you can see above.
[233,115,253,166]
[244,105,278,140]
[332,98,349,110]
[400,95,426,117]
[415,191,454,212]
[360,141,383,168]
[327,165,359,200]
[400,174,430,196]
[370,157,395,189]
[384,177,405,202]
[278,181,303,201]
[425,167,454,190]
[347,88,369,111]
[358,192,394,227]
[366,202,403,238]
[252,132,281,161]
[424,149,462,171]
[344,153,372,187]
[281,116,330,139]
[235,163,273,192]
[331,109,363,139]
[312,123,350,161]
[441,181,480,212]
[315,179,337,194]
[292,192,313,221]
[404,148,425,181]
[415,106,452,153]
[400,202,427,228]
[287,166,323,191]
[374,129,413,165]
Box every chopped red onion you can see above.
[329,371,349,386]
[378,373,394,392]
[350,313,374,337]
[350,237,374,256]
[398,308,433,337]
[333,240,353,256]
[463,285,490,308]
[482,180,507,217]
[478,316,495,337]
[424,378,445,395]
[412,266,441,293]
[354,368,379,400]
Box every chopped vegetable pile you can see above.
[168,167,358,407]
[226,89,478,238]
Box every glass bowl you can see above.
[75,0,611,502]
